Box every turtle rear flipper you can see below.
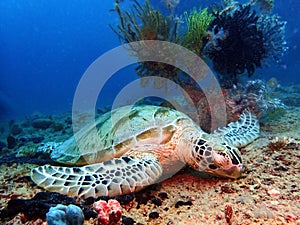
[31,156,163,198]
[212,110,260,147]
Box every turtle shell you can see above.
[50,105,196,165]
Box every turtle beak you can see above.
[220,164,243,178]
[208,150,243,178]
[206,164,243,179]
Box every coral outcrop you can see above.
[226,79,287,119]
[0,192,96,222]
[93,199,122,225]
[46,204,84,225]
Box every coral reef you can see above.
[182,8,214,55]
[0,153,53,166]
[31,118,54,130]
[257,14,288,63]
[0,192,96,222]
[203,4,265,87]
[203,3,287,87]
[226,79,287,119]
[111,0,287,91]
[0,140,6,150]
[111,0,184,89]
[37,141,62,154]
[111,1,214,90]
[111,0,176,44]
[93,199,122,225]
[277,84,300,107]
[46,204,84,225]
[1,84,300,225]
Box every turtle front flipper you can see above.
[212,110,260,147]
[31,156,163,198]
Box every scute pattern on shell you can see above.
[50,105,197,165]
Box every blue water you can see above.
[0,0,299,119]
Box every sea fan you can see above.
[257,14,288,63]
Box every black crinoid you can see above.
[203,4,266,88]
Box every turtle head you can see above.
[189,138,243,178]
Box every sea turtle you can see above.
[31,105,259,198]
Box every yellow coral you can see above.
[182,8,214,55]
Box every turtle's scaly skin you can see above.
[31,105,259,198]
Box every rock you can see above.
[0,141,6,150]
[115,194,134,205]
[224,204,233,224]
[16,146,36,157]
[37,142,62,154]
[32,118,53,129]
[174,200,193,208]
[121,216,135,225]
[10,124,22,135]
[19,137,29,144]
[31,136,44,144]
[150,197,162,206]
[267,189,280,197]
[51,123,64,132]
[7,135,17,149]
[149,211,159,219]
[17,137,44,145]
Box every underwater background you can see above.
[0,1,300,224]
[0,0,299,119]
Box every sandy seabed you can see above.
[0,92,299,225]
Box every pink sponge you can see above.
[93,199,122,225]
